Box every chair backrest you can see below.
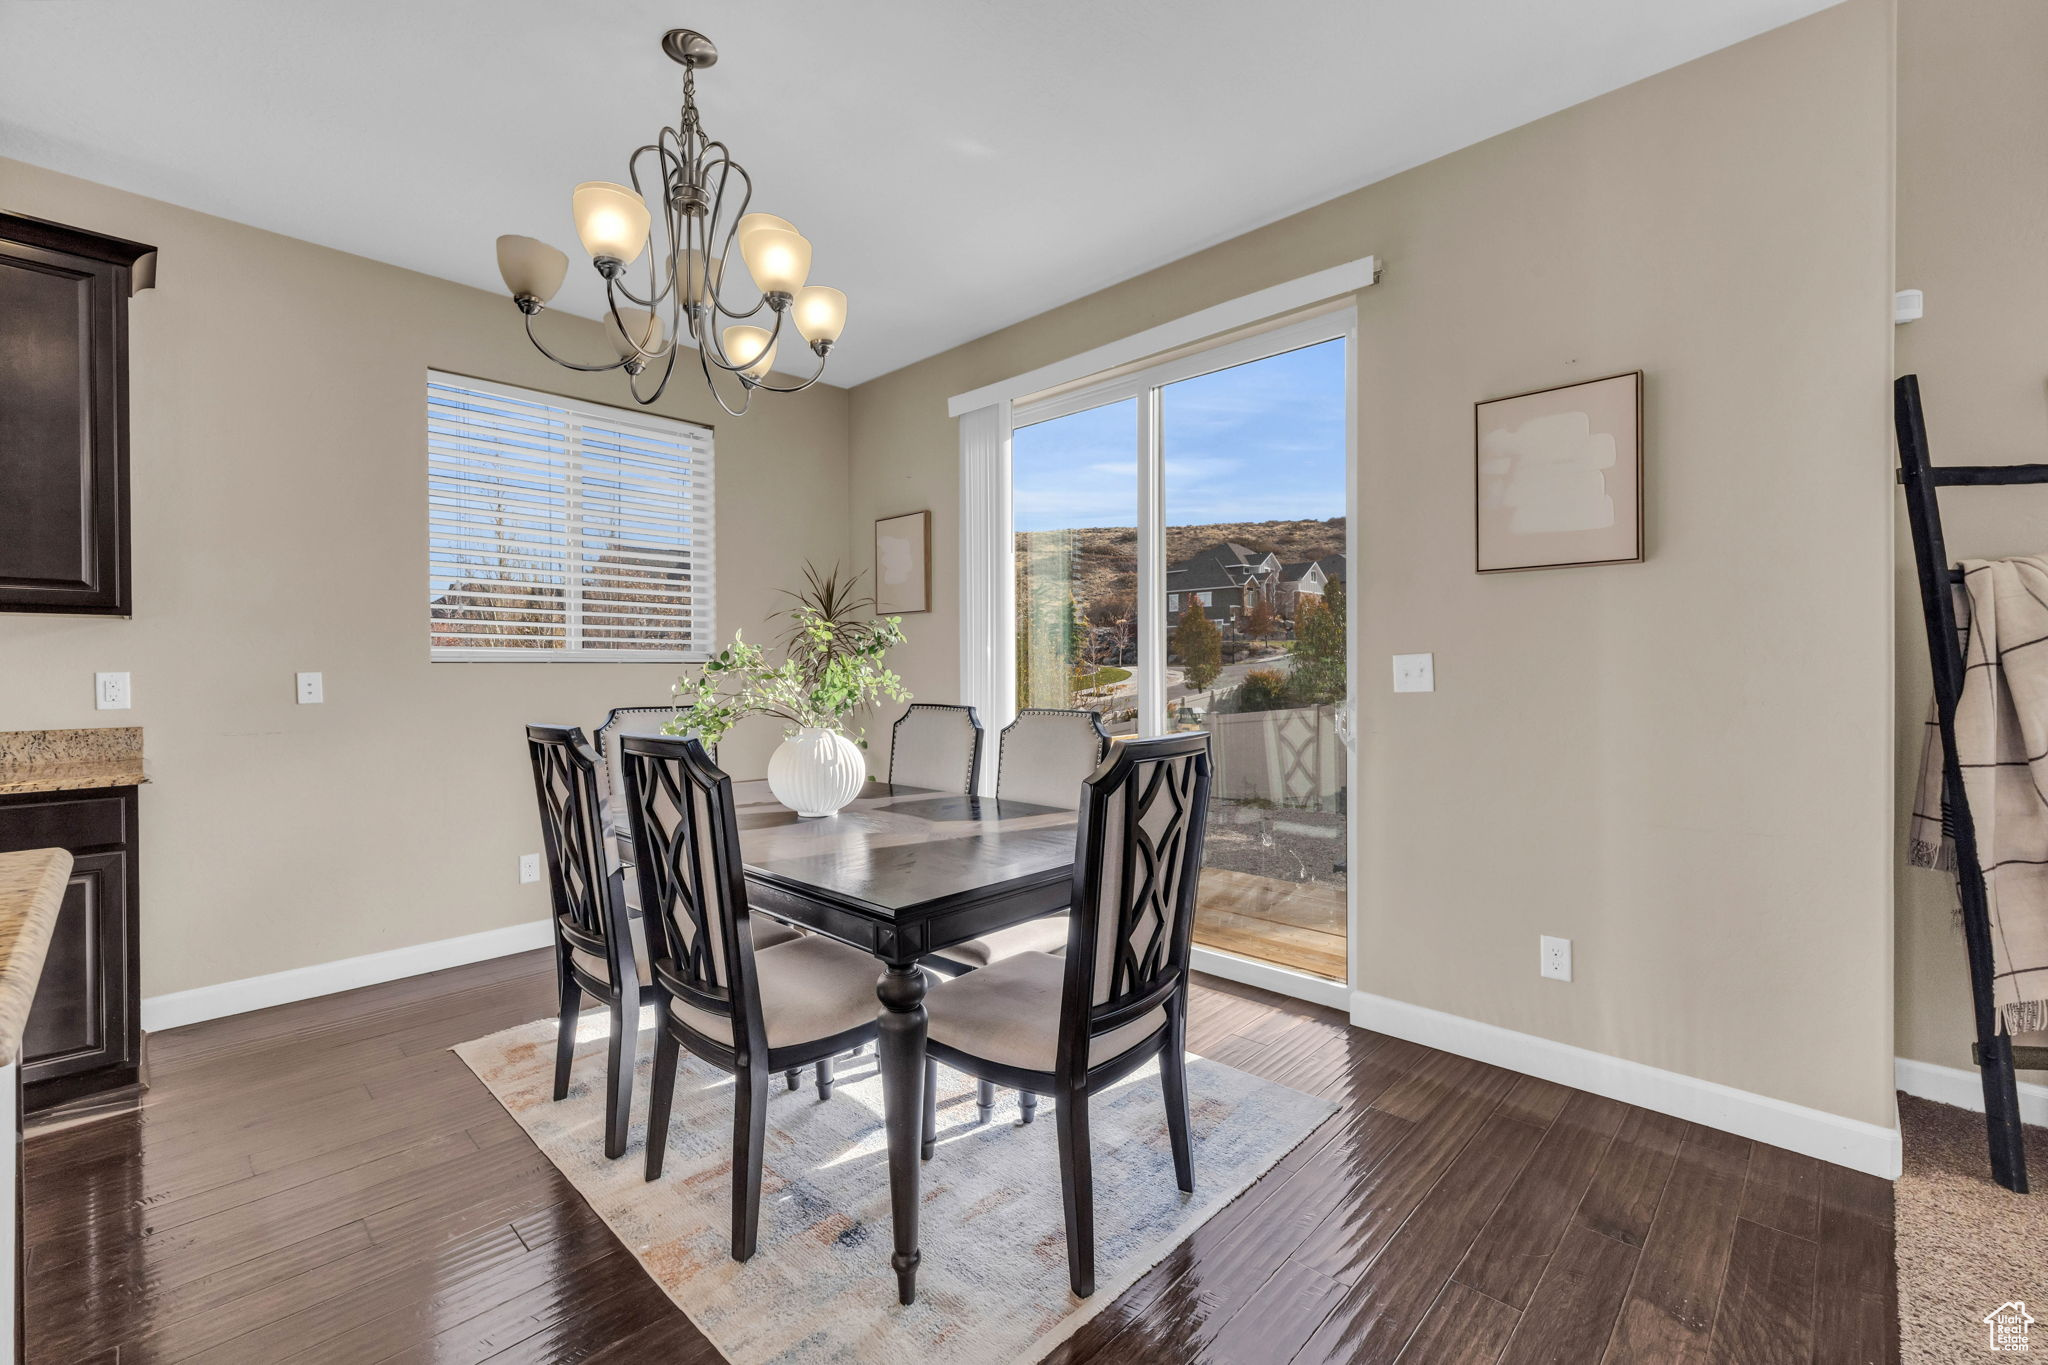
[618,733,769,1061]
[889,703,985,794]
[593,707,716,888]
[1060,732,1212,1072]
[526,724,633,987]
[594,705,710,813]
[595,706,674,787]
[997,708,1112,809]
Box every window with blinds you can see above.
[426,372,715,661]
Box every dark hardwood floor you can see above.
[24,950,1896,1363]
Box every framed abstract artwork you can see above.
[1474,370,1643,573]
[874,510,931,614]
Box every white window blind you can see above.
[426,372,715,661]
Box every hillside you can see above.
[1016,517,1345,616]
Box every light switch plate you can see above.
[1392,653,1435,693]
[95,672,131,710]
[296,672,324,705]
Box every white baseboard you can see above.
[1192,946,1351,1011]
[142,919,554,1033]
[1894,1055,2048,1127]
[1349,989,1902,1180]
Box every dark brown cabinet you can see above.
[0,787,139,1111]
[0,213,154,616]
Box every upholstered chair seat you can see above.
[572,894,799,985]
[925,951,1165,1072]
[930,915,1069,972]
[667,934,880,1049]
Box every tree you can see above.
[1017,591,1090,705]
[1085,593,1131,628]
[1233,668,1290,713]
[1288,580,1346,706]
[1243,593,1278,641]
[1173,605,1223,691]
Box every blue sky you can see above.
[1011,338,1346,533]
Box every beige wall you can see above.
[848,1,1899,1126]
[0,157,850,998]
[1893,0,2048,1077]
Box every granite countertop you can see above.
[0,850,71,1068]
[0,727,145,795]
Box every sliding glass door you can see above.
[1008,316,1352,984]
[1161,338,1348,981]
[1011,399,1141,735]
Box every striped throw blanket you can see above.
[1909,556,2048,1037]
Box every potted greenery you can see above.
[667,565,909,817]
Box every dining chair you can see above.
[526,723,644,1160]
[995,707,1114,808]
[623,733,884,1261]
[888,702,984,794]
[593,705,711,874]
[921,731,1213,1297]
[529,723,811,1160]
[927,707,1113,1124]
[592,708,801,1021]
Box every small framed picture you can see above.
[1475,370,1643,573]
[874,511,931,614]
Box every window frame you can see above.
[425,370,716,664]
[1009,309,1354,734]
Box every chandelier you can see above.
[494,29,846,416]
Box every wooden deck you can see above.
[1194,866,1348,979]
[24,949,1894,1363]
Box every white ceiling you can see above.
[0,0,1838,386]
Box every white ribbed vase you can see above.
[766,726,866,818]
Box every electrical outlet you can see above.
[1540,935,1572,982]
[1392,653,1434,693]
[296,671,324,704]
[519,853,541,884]
[95,672,131,710]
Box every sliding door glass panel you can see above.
[1160,338,1348,980]
[1011,398,1140,736]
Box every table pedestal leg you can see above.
[876,962,927,1305]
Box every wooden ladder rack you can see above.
[1894,372,2040,1193]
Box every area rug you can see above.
[1896,1092,2048,1362]
[455,1009,1337,1365]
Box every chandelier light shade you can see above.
[571,182,653,266]
[738,224,811,298]
[680,249,721,307]
[497,29,846,414]
[496,235,569,305]
[723,325,777,380]
[606,307,664,361]
[793,286,848,346]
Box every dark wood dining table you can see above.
[731,778,1079,1305]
